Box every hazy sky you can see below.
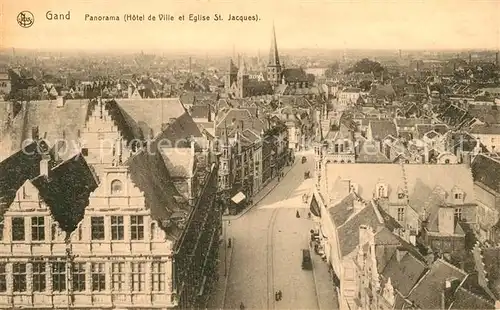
[2,0,500,52]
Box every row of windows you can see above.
[0,215,146,242]
[0,261,166,293]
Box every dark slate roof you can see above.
[31,154,98,234]
[471,154,500,193]
[190,105,210,119]
[337,201,384,257]
[126,131,190,240]
[408,259,467,310]
[470,124,500,135]
[369,120,398,140]
[468,106,500,124]
[104,101,144,144]
[382,251,428,296]
[328,192,356,227]
[450,287,495,310]
[3,100,93,159]
[0,141,51,219]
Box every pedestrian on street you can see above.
[278,290,283,300]
[275,291,279,301]
[296,210,300,218]
[240,302,245,310]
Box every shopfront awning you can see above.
[231,192,246,204]
[310,194,321,217]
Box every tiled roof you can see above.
[470,124,500,135]
[159,147,194,178]
[325,163,475,211]
[337,201,385,257]
[31,153,98,234]
[327,192,356,227]
[408,259,467,310]
[450,287,495,309]
[2,100,92,159]
[125,131,190,240]
[381,250,428,296]
[369,120,398,140]
[396,118,431,127]
[115,98,189,138]
[0,141,97,234]
[471,154,500,193]
[190,105,210,119]
[0,141,51,220]
[356,140,391,163]
[468,106,500,124]
[215,108,265,137]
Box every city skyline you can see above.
[2,0,500,52]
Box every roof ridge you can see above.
[453,283,496,307]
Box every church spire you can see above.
[268,22,280,66]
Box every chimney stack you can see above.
[56,95,65,107]
[496,52,499,67]
[40,154,50,177]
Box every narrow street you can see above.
[223,152,319,309]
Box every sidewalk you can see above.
[206,240,235,309]
[310,245,340,310]
[224,160,299,220]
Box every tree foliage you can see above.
[325,62,340,78]
[345,58,384,75]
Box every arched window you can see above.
[445,159,450,164]
[340,160,345,163]
[378,186,385,198]
[111,179,123,195]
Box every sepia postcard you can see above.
[0,0,500,309]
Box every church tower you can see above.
[237,56,249,98]
[225,58,239,90]
[267,23,282,87]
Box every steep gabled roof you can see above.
[31,153,98,234]
[471,154,500,193]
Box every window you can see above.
[454,192,463,200]
[111,262,125,291]
[13,263,27,292]
[81,148,89,156]
[151,261,166,291]
[111,216,124,240]
[0,221,3,240]
[31,216,45,241]
[52,262,66,292]
[91,263,106,292]
[0,264,5,292]
[72,263,86,292]
[455,208,463,221]
[111,180,123,195]
[378,186,385,198]
[397,208,405,222]
[131,216,144,240]
[131,262,145,291]
[12,217,25,241]
[91,217,105,240]
[32,261,46,292]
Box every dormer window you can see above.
[111,180,123,195]
[376,183,388,198]
[398,192,405,199]
[452,187,464,203]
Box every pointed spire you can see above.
[268,22,280,66]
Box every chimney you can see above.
[496,52,499,67]
[469,53,472,64]
[31,126,39,140]
[353,198,364,212]
[56,95,65,107]
[40,154,50,177]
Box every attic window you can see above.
[81,148,89,157]
[454,192,463,200]
[111,180,123,195]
